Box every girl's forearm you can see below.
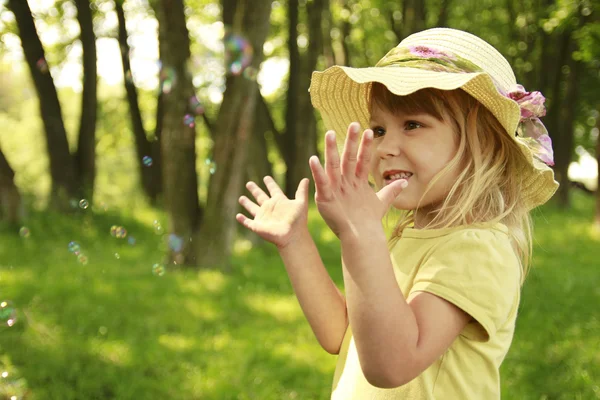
[278,229,348,354]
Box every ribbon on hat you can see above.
[507,85,554,166]
[375,45,555,167]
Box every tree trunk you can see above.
[321,0,335,68]
[437,0,451,27]
[74,0,97,203]
[8,0,76,210]
[555,44,582,208]
[195,0,271,271]
[115,0,162,204]
[0,146,23,226]
[595,107,600,229]
[284,0,300,198]
[156,0,200,265]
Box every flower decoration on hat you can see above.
[507,84,554,166]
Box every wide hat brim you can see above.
[309,65,559,211]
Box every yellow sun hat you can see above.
[309,27,559,210]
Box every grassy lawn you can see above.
[0,192,598,399]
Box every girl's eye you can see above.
[405,121,423,130]
[372,127,386,138]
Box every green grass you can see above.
[0,193,598,399]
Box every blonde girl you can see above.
[236,28,558,399]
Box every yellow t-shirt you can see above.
[331,223,522,400]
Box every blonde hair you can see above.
[369,83,533,284]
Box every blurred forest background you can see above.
[0,0,598,399]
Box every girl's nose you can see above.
[376,134,402,158]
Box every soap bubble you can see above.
[79,199,89,209]
[19,227,30,238]
[224,32,253,76]
[68,241,80,253]
[37,57,48,73]
[152,263,166,276]
[143,156,153,167]
[183,114,195,128]
[0,301,17,327]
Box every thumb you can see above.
[295,178,309,202]
[377,179,408,208]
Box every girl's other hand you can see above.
[236,176,310,250]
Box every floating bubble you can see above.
[110,225,118,237]
[1,371,7,378]
[114,253,120,259]
[77,254,88,265]
[183,114,195,128]
[189,96,205,115]
[152,263,166,276]
[242,66,258,81]
[115,227,127,239]
[36,57,48,73]
[142,156,153,167]
[99,326,108,335]
[160,66,177,94]
[168,233,183,252]
[204,158,217,174]
[68,241,80,253]
[153,220,163,235]
[224,33,253,76]
[79,199,89,209]
[0,301,17,327]
[128,236,136,246]
[19,227,30,238]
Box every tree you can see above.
[0,145,22,226]
[155,0,200,265]
[195,0,272,270]
[74,0,98,202]
[115,0,162,204]
[7,0,77,210]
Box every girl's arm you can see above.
[339,228,470,388]
[278,229,348,355]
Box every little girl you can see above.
[236,28,558,399]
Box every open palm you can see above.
[236,176,310,249]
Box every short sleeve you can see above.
[408,229,521,342]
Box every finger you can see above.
[377,179,409,208]
[324,131,340,188]
[309,156,333,201]
[235,213,255,231]
[245,181,270,206]
[295,178,309,201]
[263,176,285,198]
[238,195,260,217]
[341,122,360,177]
[356,129,373,180]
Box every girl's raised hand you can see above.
[236,176,310,249]
[309,122,408,238]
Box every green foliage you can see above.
[0,193,598,399]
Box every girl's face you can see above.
[368,102,461,227]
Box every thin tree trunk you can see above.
[596,108,600,228]
[74,0,97,203]
[437,0,450,27]
[157,0,200,265]
[284,0,300,198]
[555,42,582,208]
[115,0,162,203]
[0,146,23,226]
[340,1,351,66]
[195,0,271,271]
[8,0,76,210]
[321,0,335,68]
